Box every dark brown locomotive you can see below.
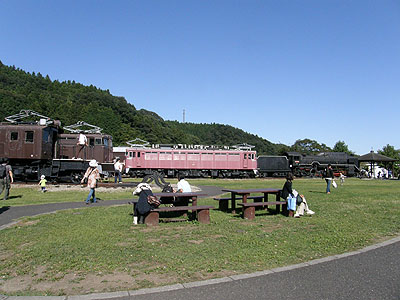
[0,110,113,182]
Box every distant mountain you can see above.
[0,61,284,154]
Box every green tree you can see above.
[333,141,354,155]
[290,139,332,154]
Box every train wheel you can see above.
[71,173,82,184]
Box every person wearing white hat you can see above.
[38,175,47,192]
[81,160,100,204]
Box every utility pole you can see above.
[183,109,186,123]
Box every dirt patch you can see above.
[188,240,204,245]
[0,267,178,296]
[261,224,283,233]
[13,220,40,227]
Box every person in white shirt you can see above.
[176,174,191,193]
[76,133,88,159]
[114,158,124,183]
[173,174,192,207]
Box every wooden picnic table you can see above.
[221,188,281,214]
[132,192,210,225]
[153,192,207,206]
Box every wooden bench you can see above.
[213,196,264,211]
[237,201,287,220]
[145,205,215,226]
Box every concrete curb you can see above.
[0,235,399,299]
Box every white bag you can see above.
[332,180,337,188]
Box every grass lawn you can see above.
[0,178,399,296]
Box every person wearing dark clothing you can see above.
[281,174,293,200]
[281,173,295,216]
[324,164,334,194]
[133,183,155,224]
[0,158,13,200]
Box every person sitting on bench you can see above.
[281,172,296,216]
[175,174,192,193]
[292,189,315,218]
[172,174,192,207]
[133,183,155,224]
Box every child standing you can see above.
[339,172,345,185]
[38,175,47,192]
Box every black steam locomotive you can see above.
[258,152,359,177]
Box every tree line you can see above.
[1,61,398,169]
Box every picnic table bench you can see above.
[145,205,214,226]
[132,192,213,226]
[221,188,286,218]
[213,195,264,211]
[237,201,287,220]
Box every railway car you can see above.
[257,155,291,177]
[124,144,258,178]
[0,110,113,182]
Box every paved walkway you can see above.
[1,185,399,299]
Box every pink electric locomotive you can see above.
[123,141,257,178]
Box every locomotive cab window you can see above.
[25,131,34,143]
[95,138,102,145]
[10,132,18,141]
[89,138,95,146]
[42,128,50,143]
[103,138,109,147]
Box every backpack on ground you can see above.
[0,165,6,178]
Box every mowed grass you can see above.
[0,178,399,295]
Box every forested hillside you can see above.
[167,121,289,155]
[0,62,284,154]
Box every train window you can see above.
[95,138,102,145]
[10,132,18,141]
[228,153,240,161]
[42,129,50,143]
[201,153,213,161]
[89,138,95,146]
[137,152,140,158]
[25,131,34,143]
[244,154,247,159]
[251,154,255,159]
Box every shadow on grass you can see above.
[6,195,23,199]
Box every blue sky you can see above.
[1,0,399,155]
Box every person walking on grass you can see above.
[324,164,334,194]
[114,157,123,183]
[38,175,47,192]
[81,160,100,204]
[0,158,13,200]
